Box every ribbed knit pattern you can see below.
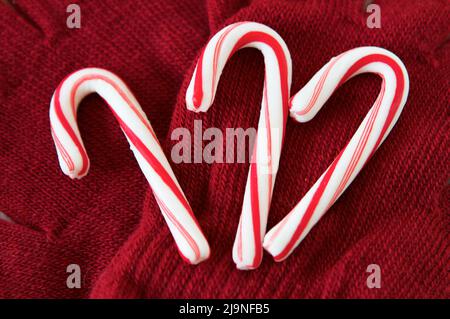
[0,0,448,298]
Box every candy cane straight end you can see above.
[237,265,259,271]
[50,67,210,265]
[262,238,288,262]
[183,246,211,265]
[264,46,409,262]
[235,258,262,271]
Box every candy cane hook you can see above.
[186,22,292,269]
[264,47,409,261]
[50,68,210,264]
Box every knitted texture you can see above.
[0,0,448,298]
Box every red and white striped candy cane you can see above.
[264,47,409,261]
[49,68,210,264]
[186,22,292,269]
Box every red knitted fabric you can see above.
[0,0,448,298]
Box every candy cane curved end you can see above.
[264,46,409,261]
[186,22,292,112]
[290,47,409,123]
[50,68,210,264]
[186,22,292,270]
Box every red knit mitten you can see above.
[91,0,449,298]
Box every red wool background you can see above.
[0,0,448,298]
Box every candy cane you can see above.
[49,68,210,264]
[264,47,409,261]
[186,22,292,269]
